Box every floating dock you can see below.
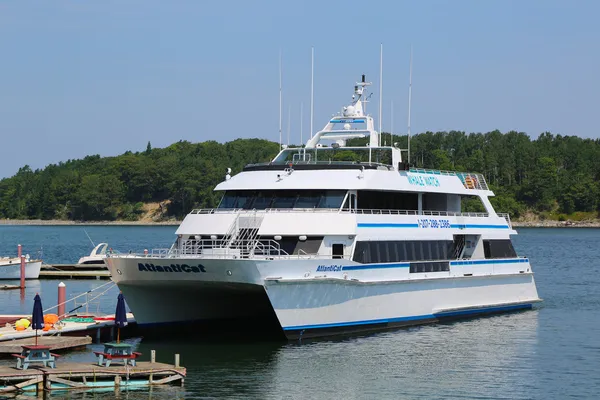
[0,361,185,394]
[39,269,111,279]
[0,313,136,343]
[0,285,20,291]
[0,336,91,356]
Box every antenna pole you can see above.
[310,46,314,139]
[287,104,291,146]
[407,46,413,165]
[379,43,383,147]
[300,102,304,145]
[391,100,394,148]
[279,49,283,150]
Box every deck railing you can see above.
[189,207,507,219]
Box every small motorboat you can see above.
[0,255,42,280]
[76,243,109,269]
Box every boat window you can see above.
[332,244,344,259]
[483,240,517,259]
[353,240,454,264]
[271,192,298,209]
[409,261,450,273]
[217,190,346,210]
[357,190,418,211]
[252,191,274,210]
[296,191,321,208]
[218,192,238,209]
[318,191,346,208]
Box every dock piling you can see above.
[58,282,66,317]
[175,354,180,368]
[151,349,156,363]
[18,244,25,289]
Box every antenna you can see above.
[310,46,314,139]
[391,100,394,148]
[300,102,304,145]
[84,229,95,248]
[279,49,283,150]
[407,46,413,164]
[379,43,383,147]
[287,104,291,146]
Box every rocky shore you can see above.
[512,219,600,228]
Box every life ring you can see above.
[464,176,475,189]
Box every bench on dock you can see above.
[94,345,142,367]
[12,345,60,370]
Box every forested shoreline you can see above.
[1,131,599,222]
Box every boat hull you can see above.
[0,260,42,280]
[108,255,540,340]
[264,273,539,340]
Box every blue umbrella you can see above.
[32,294,44,345]
[114,292,127,343]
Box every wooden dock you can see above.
[39,270,111,279]
[0,361,185,394]
[0,285,20,290]
[0,336,92,356]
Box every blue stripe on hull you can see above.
[282,303,533,332]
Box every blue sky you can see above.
[1,0,598,177]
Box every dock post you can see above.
[58,282,66,318]
[20,255,26,289]
[151,349,156,363]
[114,374,121,388]
[175,353,180,368]
[18,244,25,289]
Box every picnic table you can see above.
[93,342,141,367]
[12,345,59,370]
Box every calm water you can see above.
[1,226,599,399]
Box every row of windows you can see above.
[353,240,455,264]
[353,239,518,264]
[218,190,346,210]
[410,261,450,273]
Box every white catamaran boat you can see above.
[107,75,541,339]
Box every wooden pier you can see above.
[0,336,91,356]
[38,269,111,279]
[0,360,185,394]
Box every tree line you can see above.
[0,131,598,221]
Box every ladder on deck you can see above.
[452,235,466,259]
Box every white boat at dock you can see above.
[0,256,42,280]
[76,243,109,269]
[107,74,541,340]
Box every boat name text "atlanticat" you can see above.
[407,174,441,187]
[137,263,206,273]
[316,265,343,272]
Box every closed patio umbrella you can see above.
[31,294,44,346]
[114,292,127,343]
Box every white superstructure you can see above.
[107,76,541,339]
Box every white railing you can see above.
[189,207,507,219]
[497,213,512,229]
